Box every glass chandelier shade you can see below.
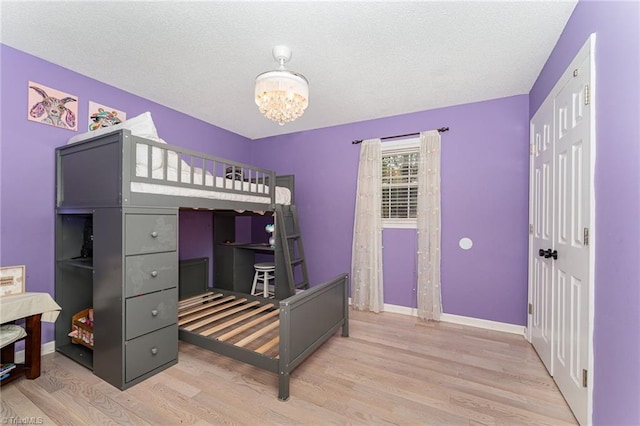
[255,46,309,126]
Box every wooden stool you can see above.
[250,262,275,298]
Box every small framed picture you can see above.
[0,265,26,296]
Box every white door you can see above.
[528,34,595,426]
[530,97,555,373]
[552,44,593,426]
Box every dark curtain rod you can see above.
[351,127,449,145]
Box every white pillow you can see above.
[122,111,160,139]
[66,112,167,175]
[67,111,160,144]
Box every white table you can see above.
[1,292,61,385]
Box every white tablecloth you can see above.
[0,292,61,324]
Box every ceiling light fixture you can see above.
[255,45,309,126]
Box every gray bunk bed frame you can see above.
[55,128,349,399]
[178,275,349,400]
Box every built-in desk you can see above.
[214,243,274,295]
[234,243,275,253]
[0,292,61,386]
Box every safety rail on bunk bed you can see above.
[56,129,278,210]
[129,135,276,201]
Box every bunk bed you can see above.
[54,113,349,397]
[58,113,293,212]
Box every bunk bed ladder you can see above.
[275,204,309,295]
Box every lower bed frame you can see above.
[177,274,349,400]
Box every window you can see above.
[381,138,420,228]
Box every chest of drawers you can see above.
[56,207,179,390]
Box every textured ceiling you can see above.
[0,1,577,140]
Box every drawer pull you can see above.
[151,347,158,355]
[151,309,159,317]
[150,270,158,278]
[150,231,159,238]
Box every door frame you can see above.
[526,33,596,425]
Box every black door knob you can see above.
[538,248,557,259]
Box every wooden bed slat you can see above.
[184,300,261,332]
[178,291,216,307]
[179,297,245,327]
[179,291,221,305]
[178,292,222,310]
[255,336,280,355]
[178,294,223,316]
[178,293,234,315]
[216,309,280,342]
[178,296,236,319]
[200,303,275,337]
[234,320,280,348]
[179,297,233,318]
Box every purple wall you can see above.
[252,95,530,325]
[178,210,214,286]
[0,44,252,344]
[529,1,640,424]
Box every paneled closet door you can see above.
[530,97,555,374]
[528,34,595,426]
[552,43,592,426]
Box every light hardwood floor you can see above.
[1,309,576,425]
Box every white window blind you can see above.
[381,138,420,228]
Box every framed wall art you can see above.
[88,101,126,131]
[27,82,78,131]
[0,265,25,296]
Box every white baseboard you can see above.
[348,298,419,316]
[349,298,525,336]
[439,313,526,336]
[14,341,56,364]
[382,303,418,317]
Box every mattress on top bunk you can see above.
[132,180,291,205]
[67,112,291,205]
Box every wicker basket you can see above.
[70,308,94,350]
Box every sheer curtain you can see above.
[351,138,384,313]
[417,130,442,321]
